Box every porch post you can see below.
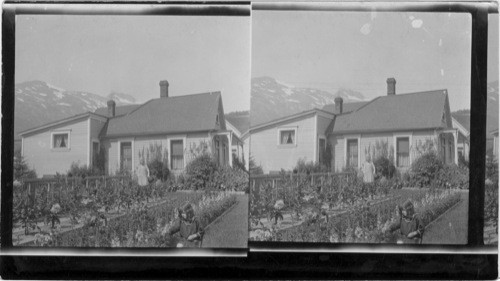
[454,130,458,165]
[228,132,233,167]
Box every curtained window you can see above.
[53,133,69,149]
[280,130,295,145]
[171,140,184,170]
[396,137,410,167]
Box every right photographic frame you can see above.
[249,3,498,247]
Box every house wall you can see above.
[89,118,107,166]
[106,132,213,175]
[22,117,89,177]
[494,134,499,160]
[250,116,316,173]
[330,129,437,172]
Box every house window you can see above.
[52,132,69,149]
[120,142,132,172]
[280,130,296,145]
[396,137,410,167]
[346,139,358,168]
[171,140,184,170]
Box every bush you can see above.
[184,153,218,190]
[486,155,498,185]
[373,156,396,179]
[433,164,469,189]
[293,159,329,174]
[148,158,170,182]
[13,152,37,180]
[410,152,444,187]
[232,154,246,172]
[210,165,249,192]
[138,143,170,182]
[67,162,102,178]
[249,157,264,175]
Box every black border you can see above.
[1,2,498,279]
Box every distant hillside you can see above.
[225,111,250,134]
[451,80,499,138]
[14,80,136,140]
[251,76,366,127]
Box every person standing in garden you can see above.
[398,200,424,244]
[361,155,376,183]
[167,202,205,247]
[136,159,150,187]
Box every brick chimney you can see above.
[334,97,343,114]
[160,80,169,98]
[387,78,396,95]
[107,100,116,117]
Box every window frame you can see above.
[345,137,360,169]
[51,130,71,151]
[169,137,186,171]
[393,133,413,168]
[277,127,298,147]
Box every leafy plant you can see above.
[184,153,218,190]
[410,151,444,187]
[373,156,396,179]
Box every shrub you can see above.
[232,154,246,172]
[67,162,102,178]
[138,143,170,181]
[249,157,264,175]
[210,165,249,192]
[486,155,498,185]
[433,164,469,189]
[184,153,218,190]
[13,152,37,180]
[293,159,329,174]
[373,156,396,179]
[410,151,443,187]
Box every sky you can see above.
[252,11,483,111]
[16,14,251,112]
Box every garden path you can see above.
[422,191,469,244]
[202,194,248,248]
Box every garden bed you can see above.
[17,191,237,247]
[251,188,463,243]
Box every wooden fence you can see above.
[250,172,354,205]
[14,175,131,210]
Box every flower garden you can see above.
[13,175,240,247]
[249,172,465,243]
[249,149,479,244]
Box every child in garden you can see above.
[397,200,424,244]
[167,202,204,247]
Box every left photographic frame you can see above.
[2,3,251,255]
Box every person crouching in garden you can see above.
[361,155,376,198]
[167,202,204,248]
[397,200,424,244]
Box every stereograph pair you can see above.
[3,2,498,254]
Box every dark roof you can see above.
[322,101,368,114]
[19,112,106,136]
[102,92,222,137]
[94,104,141,118]
[451,113,470,132]
[225,114,250,134]
[330,90,449,134]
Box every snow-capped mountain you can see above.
[251,76,366,127]
[14,80,136,140]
